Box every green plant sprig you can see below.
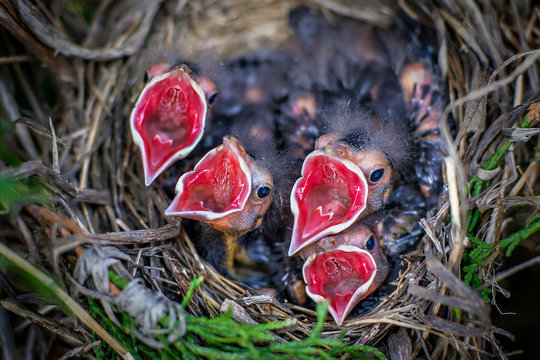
[466,115,531,235]
[462,112,539,302]
[498,211,540,256]
[101,271,387,359]
[463,211,540,301]
[0,176,50,213]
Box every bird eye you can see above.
[257,186,271,199]
[208,93,218,105]
[369,168,384,184]
[366,236,376,251]
[179,64,194,77]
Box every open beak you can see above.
[131,67,207,185]
[303,245,377,325]
[288,151,368,256]
[165,136,251,221]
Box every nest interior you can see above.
[0,0,539,359]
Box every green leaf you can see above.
[0,176,50,213]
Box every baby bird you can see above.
[288,105,412,256]
[131,64,218,185]
[165,135,275,276]
[299,216,389,325]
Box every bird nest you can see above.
[0,0,539,359]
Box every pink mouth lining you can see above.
[303,245,377,325]
[289,152,368,256]
[165,137,251,221]
[131,68,207,185]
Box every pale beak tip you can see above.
[144,177,153,187]
[164,196,182,216]
[288,247,297,257]
[143,163,161,186]
[328,306,347,326]
[288,237,303,256]
[144,172,154,186]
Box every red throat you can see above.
[131,69,207,185]
[303,247,376,325]
[289,153,368,255]
[165,137,251,221]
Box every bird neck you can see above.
[219,233,239,276]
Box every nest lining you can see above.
[0,0,539,359]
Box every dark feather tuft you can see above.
[229,108,296,226]
[320,103,413,171]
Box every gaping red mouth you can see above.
[165,136,251,220]
[289,151,368,255]
[303,246,376,325]
[131,68,207,185]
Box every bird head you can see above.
[316,138,393,214]
[131,64,210,185]
[288,106,411,256]
[300,220,389,325]
[288,149,368,256]
[165,136,274,237]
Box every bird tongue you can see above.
[289,152,368,255]
[165,137,251,220]
[131,68,207,185]
[303,246,376,325]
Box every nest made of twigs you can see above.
[0,0,539,359]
